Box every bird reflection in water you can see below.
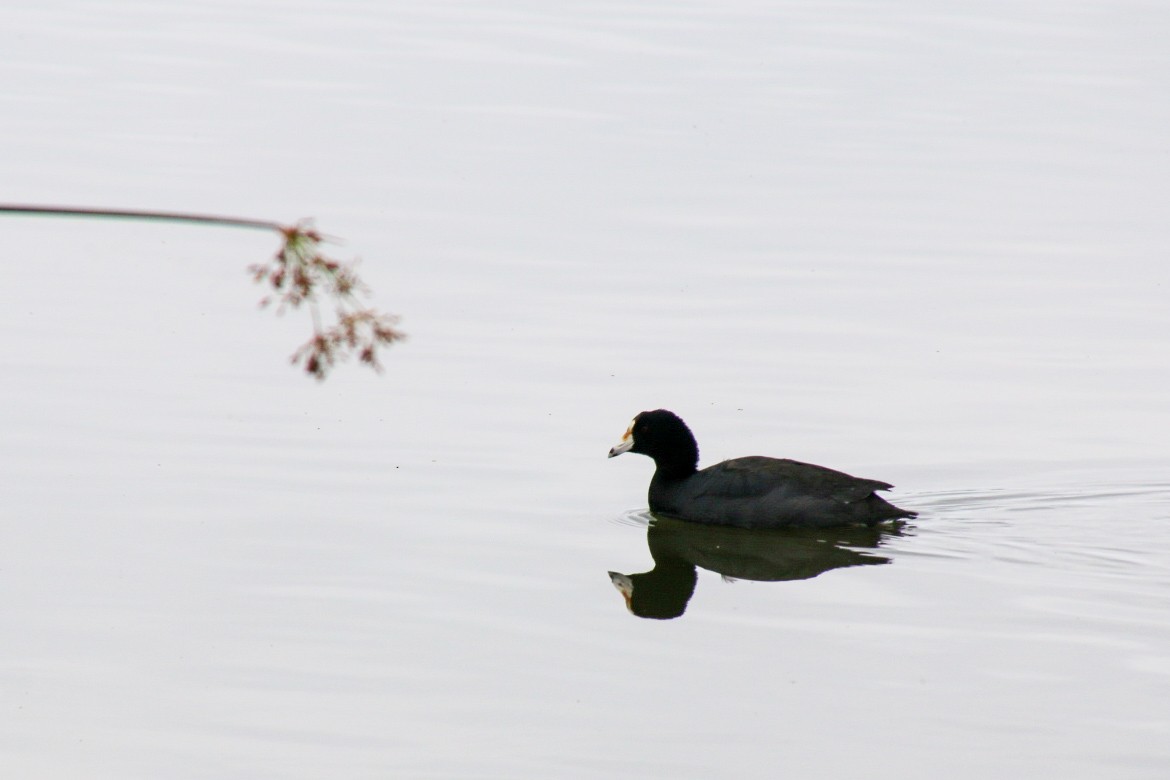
[609,515,907,619]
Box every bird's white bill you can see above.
[607,425,634,458]
[608,572,634,612]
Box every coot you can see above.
[608,409,915,528]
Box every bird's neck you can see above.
[652,455,697,481]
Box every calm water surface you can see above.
[2,1,1169,778]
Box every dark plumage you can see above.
[608,409,916,528]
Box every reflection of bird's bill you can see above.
[607,424,634,458]
[608,571,634,611]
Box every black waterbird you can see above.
[609,409,915,529]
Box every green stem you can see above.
[0,204,284,233]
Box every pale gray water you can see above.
[2,1,1169,778]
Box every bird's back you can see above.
[649,456,915,528]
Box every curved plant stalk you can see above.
[0,204,405,380]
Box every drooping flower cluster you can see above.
[250,221,405,379]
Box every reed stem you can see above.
[0,204,283,232]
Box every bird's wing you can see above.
[693,457,893,504]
